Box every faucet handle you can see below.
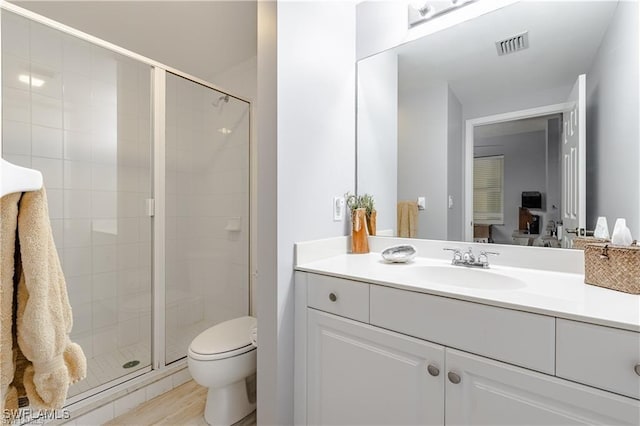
[443,248,462,262]
[478,251,500,267]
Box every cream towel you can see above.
[1,188,86,412]
[397,201,418,238]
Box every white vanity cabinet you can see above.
[295,271,640,426]
[446,349,640,425]
[307,309,445,425]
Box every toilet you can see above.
[188,316,257,426]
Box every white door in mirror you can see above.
[561,74,586,248]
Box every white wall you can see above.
[398,81,448,240]
[357,50,398,234]
[447,87,463,241]
[475,131,547,244]
[356,0,519,60]
[586,0,639,238]
[257,2,356,425]
[462,84,572,121]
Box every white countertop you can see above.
[296,252,640,332]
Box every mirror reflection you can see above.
[357,0,639,248]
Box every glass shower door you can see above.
[1,10,153,397]
[164,72,250,364]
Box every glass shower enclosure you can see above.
[1,6,250,403]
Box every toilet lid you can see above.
[190,316,256,356]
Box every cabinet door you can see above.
[307,309,445,425]
[445,348,640,425]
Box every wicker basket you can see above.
[572,237,609,250]
[584,243,640,294]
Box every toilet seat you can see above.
[188,316,257,361]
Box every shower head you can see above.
[212,95,230,107]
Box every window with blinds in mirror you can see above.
[474,155,504,224]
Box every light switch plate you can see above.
[417,196,426,210]
[333,196,345,221]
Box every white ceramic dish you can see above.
[381,245,417,263]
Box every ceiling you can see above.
[10,1,257,82]
[396,1,618,109]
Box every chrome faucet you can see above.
[443,247,499,269]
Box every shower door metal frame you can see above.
[0,0,253,408]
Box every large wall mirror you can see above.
[357,0,639,249]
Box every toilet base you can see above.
[204,379,256,426]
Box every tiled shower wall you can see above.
[2,11,152,393]
[164,73,249,363]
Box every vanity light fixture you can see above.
[218,127,232,135]
[408,0,476,28]
[18,74,45,87]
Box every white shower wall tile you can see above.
[91,163,117,191]
[117,218,139,244]
[2,54,30,91]
[64,102,93,133]
[117,317,140,348]
[93,298,118,329]
[72,302,93,335]
[116,244,139,271]
[64,247,93,277]
[30,22,63,70]
[31,93,63,128]
[63,36,93,76]
[63,218,91,247]
[92,326,118,357]
[64,160,92,190]
[64,189,92,218]
[67,275,92,306]
[91,190,117,218]
[93,272,117,301]
[2,87,31,123]
[32,156,63,189]
[63,71,93,105]
[32,125,63,159]
[2,119,31,155]
[2,13,29,59]
[92,244,117,274]
[46,188,64,219]
[31,63,63,100]
[92,79,117,106]
[92,132,118,165]
[92,220,118,245]
[63,129,92,161]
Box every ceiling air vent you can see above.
[495,31,529,56]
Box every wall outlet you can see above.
[333,197,345,221]
[448,195,454,209]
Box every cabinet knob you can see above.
[329,292,337,302]
[447,371,461,384]
[427,364,440,377]
[634,364,640,377]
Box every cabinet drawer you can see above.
[370,285,555,374]
[307,274,369,322]
[556,319,640,399]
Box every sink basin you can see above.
[410,266,526,290]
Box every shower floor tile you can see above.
[68,341,151,397]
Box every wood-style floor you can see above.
[105,380,256,426]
